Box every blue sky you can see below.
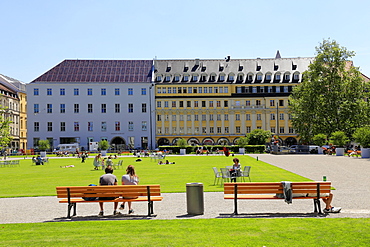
[1,0,369,82]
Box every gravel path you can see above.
[1,154,369,223]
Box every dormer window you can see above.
[201,75,207,81]
[284,74,290,81]
[229,75,234,81]
[266,74,272,81]
[238,74,243,81]
[183,75,189,82]
[156,75,162,82]
[192,75,198,81]
[219,75,225,81]
[275,74,281,81]
[256,74,263,81]
[165,75,171,82]
[174,75,180,82]
[210,75,216,82]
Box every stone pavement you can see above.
[0,154,369,223]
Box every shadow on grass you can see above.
[217,212,327,218]
[48,214,157,222]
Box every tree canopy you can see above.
[289,39,370,141]
[245,129,271,145]
[0,104,13,148]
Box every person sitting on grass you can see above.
[98,166,120,216]
[119,165,139,214]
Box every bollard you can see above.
[256,156,258,161]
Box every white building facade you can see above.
[27,60,155,151]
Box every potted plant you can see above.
[177,138,187,155]
[98,140,110,157]
[237,136,248,154]
[329,131,349,156]
[312,134,327,154]
[353,126,370,158]
[38,140,50,158]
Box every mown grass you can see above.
[0,155,309,197]
[0,218,369,246]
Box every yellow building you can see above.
[153,54,314,146]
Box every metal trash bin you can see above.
[186,182,204,215]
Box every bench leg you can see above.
[313,199,323,214]
[147,201,154,216]
[67,203,77,219]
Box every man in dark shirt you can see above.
[98,166,120,216]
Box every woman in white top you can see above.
[120,165,139,214]
[230,158,241,182]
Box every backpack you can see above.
[83,184,97,201]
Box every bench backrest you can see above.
[56,185,161,198]
[224,182,331,195]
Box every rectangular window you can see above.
[194,115,199,121]
[60,88,65,95]
[187,101,191,107]
[115,103,120,113]
[188,87,193,93]
[115,88,120,95]
[142,121,147,131]
[60,104,65,113]
[74,122,79,131]
[194,101,198,107]
[128,103,133,113]
[172,115,177,121]
[74,104,79,113]
[236,126,240,133]
[270,100,275,106]
[217,127,222,133]
[224,101,228,107]
[34,88,39,95]
[210,114,214,121]
[202,115,207,121]
[167,87,172,94]
[115,121,120,131]
[101,104,107,113]
[60,122,65,132]
[280,127,285,134]
[271,127,276,134]
[280,113,284,120]
[279,100,284,106]
[74,88,79,96]
[224,114,229,121]
[173,87,177,94]
[34,122,39,132]
[204,87,208,93]
[289,127,294,134]
[246,100,251,106]
[256,100,261,106]
[257,114,261,120]
[34,104,39,114]
[47,104,52,113]
[194,127,199,133]
[202,101,206,107]
[202,127,207,133]
[246,126,251,133]
[179,101,184,107]
[157,115,162,121]
[88,104,93,113]
[101,88,106,95]
[270,113,275,120]
[180,115,184,121]
[198,87,202,94]
[235,114,240,120]
[47,88,52,95]
[142,103,147,113]
[101,122,107,132]
[217,114,221,121]
[164,101,169,108]
[141,88,147,95]
[246,114,250,120]
[87,88,93,95]
[128,121,134,131]
[157,101,161,108]
[172,101,176,107]
[216,101,221,107]
[88,122,93,131]
[187,115,191,121]
[209,101,214,107]
[128,88,133,95]
[225,127,229,133]
[224,87,228,93]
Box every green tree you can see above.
[0,105,13,148]
[98,140,109,150]
[38,140,50,151]
[353,126,370,148]
[237,136,249,147]
[176,138,187,148]
[312,134,327,147]
[289,39,370,141]
[329,131,349,147]
[245,129,271,145]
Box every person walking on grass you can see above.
[98,166,120,216]
[119,165,139,214]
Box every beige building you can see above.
[153,54,314,146]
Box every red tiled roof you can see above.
[32,60,153,83]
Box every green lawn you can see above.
[0,155,309,197]
[1,218,369,246]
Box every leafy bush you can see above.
[312,134,327,147]
[38,140,50,151]
[329,131,349,147]
[98,140,109,150]
[353,126,370,148]
[246,129,271,145]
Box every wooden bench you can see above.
[56,185,162,218]
[224,182,331,215]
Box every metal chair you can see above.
[212,167,222,185]
[220,168,231,183]
[240,166,251,182]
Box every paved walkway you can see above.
[1,154,369,223]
